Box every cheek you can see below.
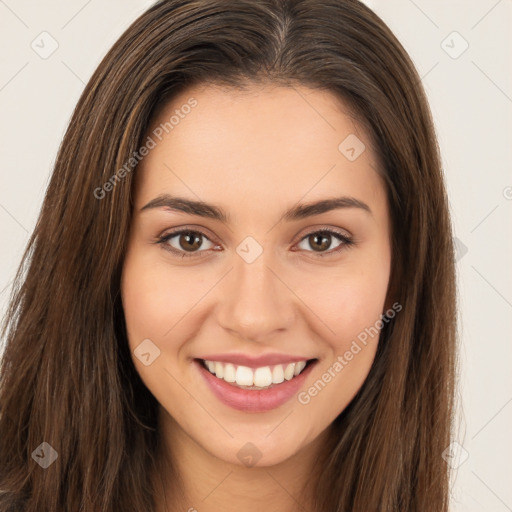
[296,248,390,414]
[303,254,391,349]
[295,267,389,420]
[328,276,389,346]
[120,250,196,407]
[121,249,195,344]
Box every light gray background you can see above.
[0,1,511,510]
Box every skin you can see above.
[121,83,392,512]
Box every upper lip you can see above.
[196,353,315,368]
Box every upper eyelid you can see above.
[160,226,218,245]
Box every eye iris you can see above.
[309,232,331,252]
[179,232,202,251]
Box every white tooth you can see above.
[235,365,254,386]
[284,363,296,381]
[253,366,272,387]
[215,361,224,378]
[223,363,236,382]
[206,360,216,373]
[294,360,307,376]
[271,364,285,384]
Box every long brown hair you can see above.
[0,0,457,510]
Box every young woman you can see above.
[0,0,457,510]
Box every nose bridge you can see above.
[216,245,294,341]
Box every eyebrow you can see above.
[140,194,372,222]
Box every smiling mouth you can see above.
[198,358,317,390]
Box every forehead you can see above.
[134,83,385,217]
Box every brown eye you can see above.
[296,229,353,256]
[177,231,204,251]
[308,232,332,252]
[159,229,215,255]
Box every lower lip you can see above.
[195,359,316,413]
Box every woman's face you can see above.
[121,83,391,467]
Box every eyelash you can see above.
[155,226,355,259]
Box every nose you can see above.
[216,252,296,343]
